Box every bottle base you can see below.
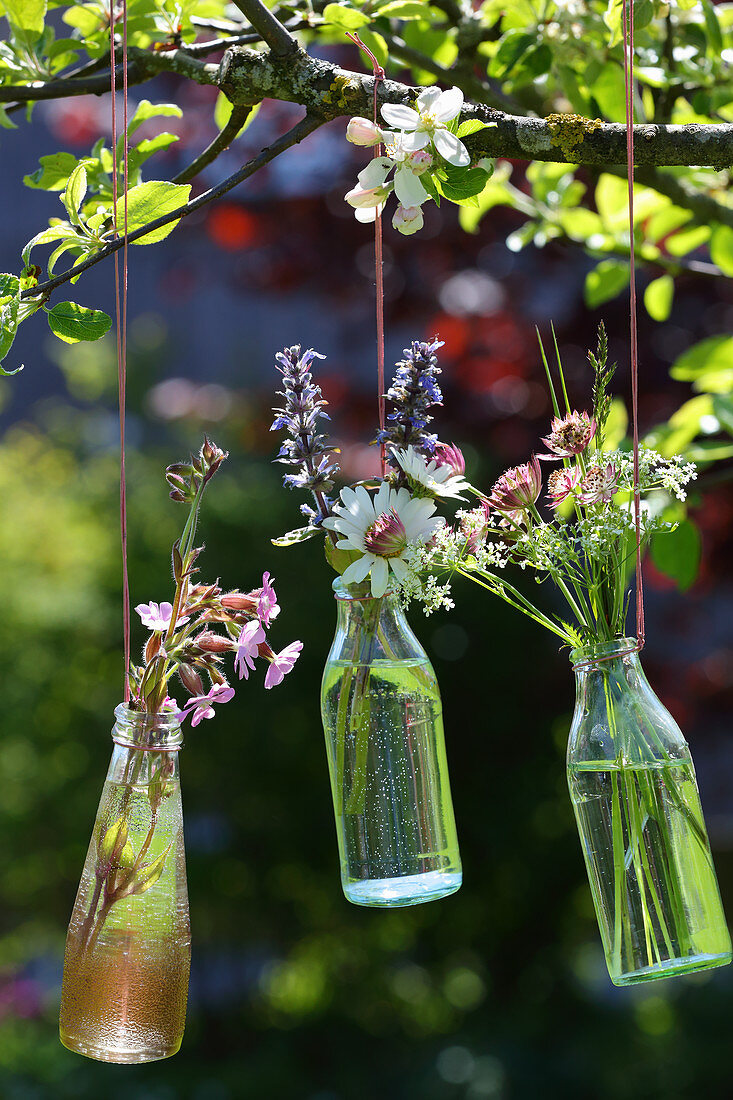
[610,950,732,987]
[59,1029,182,1064]
[343,870,462,908]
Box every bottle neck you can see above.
[330,579,426,665]
[112,703,184,752]
[570,637,640,678]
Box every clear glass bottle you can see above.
[59,705,190,1062]
[320,578,462,907]
[567,638,731,986]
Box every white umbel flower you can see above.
[381,86,470,167]
[395,446,470,500]
[323,483,442,597]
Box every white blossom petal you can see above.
[415,87,442,112]
[399,130,431,152]
[431,86,464,123]
[381,103,420,130]
[393,166,428,207]
[354,205,380,223]
[357,157,392,189]
[433,129,470,167]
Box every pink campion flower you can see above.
[547,466,582,509]
[264,641,303,690]
[234,619,266,680]
[539,411,596,460]
[488,456,542,514]
[178,683,235,727]
[256,572,280,627]
[346,117,384,146]
[135,601,189,632]
[433,442,465,477]
[578,462,619,505]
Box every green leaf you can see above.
[644,274,674,322]
[456,119,490,139]
[0,105,17,130]
[272,526,320,547]
[491,29,535,77]
[116,181,191,245]
[651,520,701,592]
[670,335,733,394]
[438,164,489,202]
[590,61,626,123]
[23,151,79,191]
[22,224,79,266]
[713,395,733,436]
[665,225,710,257]
[374,0,427,17]
[458,162,514,233]
[61,163,87,226]
[701,0,723,57]
[584,259,629,308]
[710,224,733,276]
[323,3,371,29]
[127,99,183,138]
[46,301,111,344]
[3,0,46,34]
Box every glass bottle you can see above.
[320,578,462,907]
[59,704,190,1062]
[567,638,731,986]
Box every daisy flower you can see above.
[323,483,442,597]
[394,445,469,500]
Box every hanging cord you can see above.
[622,0,645,652]
[346,33,387,475]
[110,1,131,700]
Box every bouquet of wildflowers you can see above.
[398,325,696,644]
[271,328,695,649]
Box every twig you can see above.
[20,114,323,301]
[229,0,299,57]
[173,105,254,183]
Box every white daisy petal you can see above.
[355,484,375,517]
[370,557,389,596]
[343,555,373,585]
[394,166,428,206]
[389,557,410,582]
[434,129,470,167]
[381,103,420,129]
[374,481,392,516]
[432,86,464,123]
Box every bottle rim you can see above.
[112,702,184,750]
[332,576,395,601]
[570,637,639,669]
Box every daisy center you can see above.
[363,509,408,557]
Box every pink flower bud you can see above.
[409,150,433,175]
[346,117,384,146]
[392,204,424,235]
[195,631,234,654]
[489,456,542,513]
[221,592,258,612]
[178,663,204,696]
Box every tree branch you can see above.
[20,114,323,301]
[229,0,300,57]
[173,106,254,183]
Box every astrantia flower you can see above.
[539,411,596,459]
[547,466,582,509]
[135,601,189,632]
[381,86,470,167]
[323,483,442,597]
[578,462,619,505]
[265,641,303,689]
[234,620,266,680]
[178,683,235,727]
[434,442,466,477]
[489,456,542,514]
[395,445,469,500]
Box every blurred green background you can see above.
[1,79,733,1100]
